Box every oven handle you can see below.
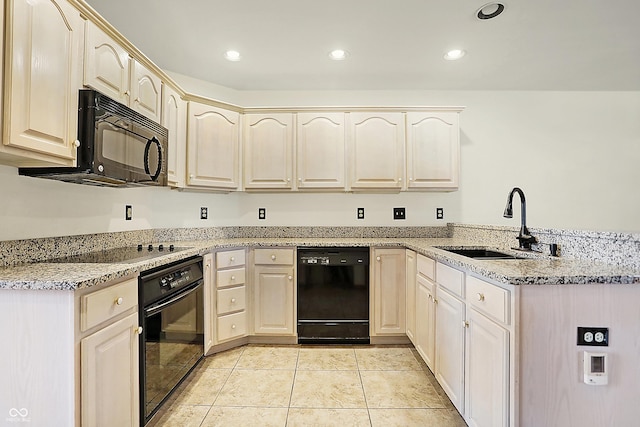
[144,281,202,317]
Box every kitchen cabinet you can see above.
[415,254,436,371]
[244,113,294,190]
[371,248,406,336]
[213,249,247,344]
[435,281,466,413]
[1,0,84,167]
[79,276,141,427]
[253,248,295,335]
[406,111,460,190]
[84,21,161,123]
[296,112,346,190]
[186,101,241,189]
[348,112,405,190]
[405,249,417,343]
[162,84,187,187]
[203,253,214,353]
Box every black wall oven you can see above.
[297,247,370,344]
[139,256,204,425]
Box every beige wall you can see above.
[1,83,639,240]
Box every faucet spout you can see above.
[503,187,537,250]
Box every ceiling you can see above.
[83,0,640,91]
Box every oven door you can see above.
[141,281,204,424]
[95,112,167,185]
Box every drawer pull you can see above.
[271,255,277,261]
[231,298,236,303]
[230,256,235,262]
[115,297,124,306]
[231,324,236,329]
[231,275,236,281]
[477,293,485,302]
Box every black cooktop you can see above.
[47,244,190,264]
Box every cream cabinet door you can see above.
[253,265,295,335]
[203,253,215,354]
[465,308,509,427]
[296,112,345,189]
[405,249,417,343]
[187,102,241,189]
[131,60,162,124]
[435,286,466,414]
[348,112,405,190]
[406,112,460,190]
[84,20,130,104]
[162,85,187,188]
[371,248,406,336]
[81,312,139,427]
[415,274,436,371]
[3,0,83,166]
[244,113,293,190]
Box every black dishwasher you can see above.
[297,247,370,344]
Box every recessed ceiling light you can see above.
[476,2,505,20]
[224,50,241,61]
[444,49,466,60]
[329,49,348,60]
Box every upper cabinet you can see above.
[406,111,460,190]
[162,84,187,188]
[244,113,294,190]
[84,21,162,123]
[348,112,405,191]
[1,0,84,166]
[187,101,241,190]
[296,112,346,190]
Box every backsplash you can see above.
[1,224,638,269]
[450,224,640,269]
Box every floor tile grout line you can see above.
[353,347,374,426]
[284,348,301,426]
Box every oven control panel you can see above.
[300,256,330,265]
[160,269,192,289]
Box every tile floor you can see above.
[147,345,468,427]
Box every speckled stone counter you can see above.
[1,235,638,290]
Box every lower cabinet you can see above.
[253,248,295,335]
[81,312,140,427]
[371,247,406,337]
[405,249,417,343]
[415,273,436,371]
[435,284,466,413]
[78,276,141,427]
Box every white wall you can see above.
[1,87,638,241]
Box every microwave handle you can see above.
[144,136,163,182]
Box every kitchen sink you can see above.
[436,247,523,260]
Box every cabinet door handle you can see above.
[477,293,485,302]
[376,256,381,262]
[73,139,81,148]
[462,321,469,328]
[288,275,293,280]
[115,297,124,306]
[124,90,130,96]
[135,326,143,335]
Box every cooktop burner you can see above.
[47,244,190,264]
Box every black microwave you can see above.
[20,90,168,187]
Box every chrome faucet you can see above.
[503,187,537,250]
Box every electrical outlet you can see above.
[436,207,444,220]
[393,207,406,220]
[125,205,132,221]
[577,327,609,346]
[357,208,365,219]
[258,208,266,220]
[200,207,208,220]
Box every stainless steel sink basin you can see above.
[436,247,523,260]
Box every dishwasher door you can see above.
[297,247,370,344]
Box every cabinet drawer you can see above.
[216,267,246,288]
[417,254,435,280]
[216,249,245,269]
[217,311,247,342]
[217,286,246,315]
[254,248,294,265]
[466,276,510,325]
[436,262,464,297]
[81,278,138,332]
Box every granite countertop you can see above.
[0,237,638,291]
